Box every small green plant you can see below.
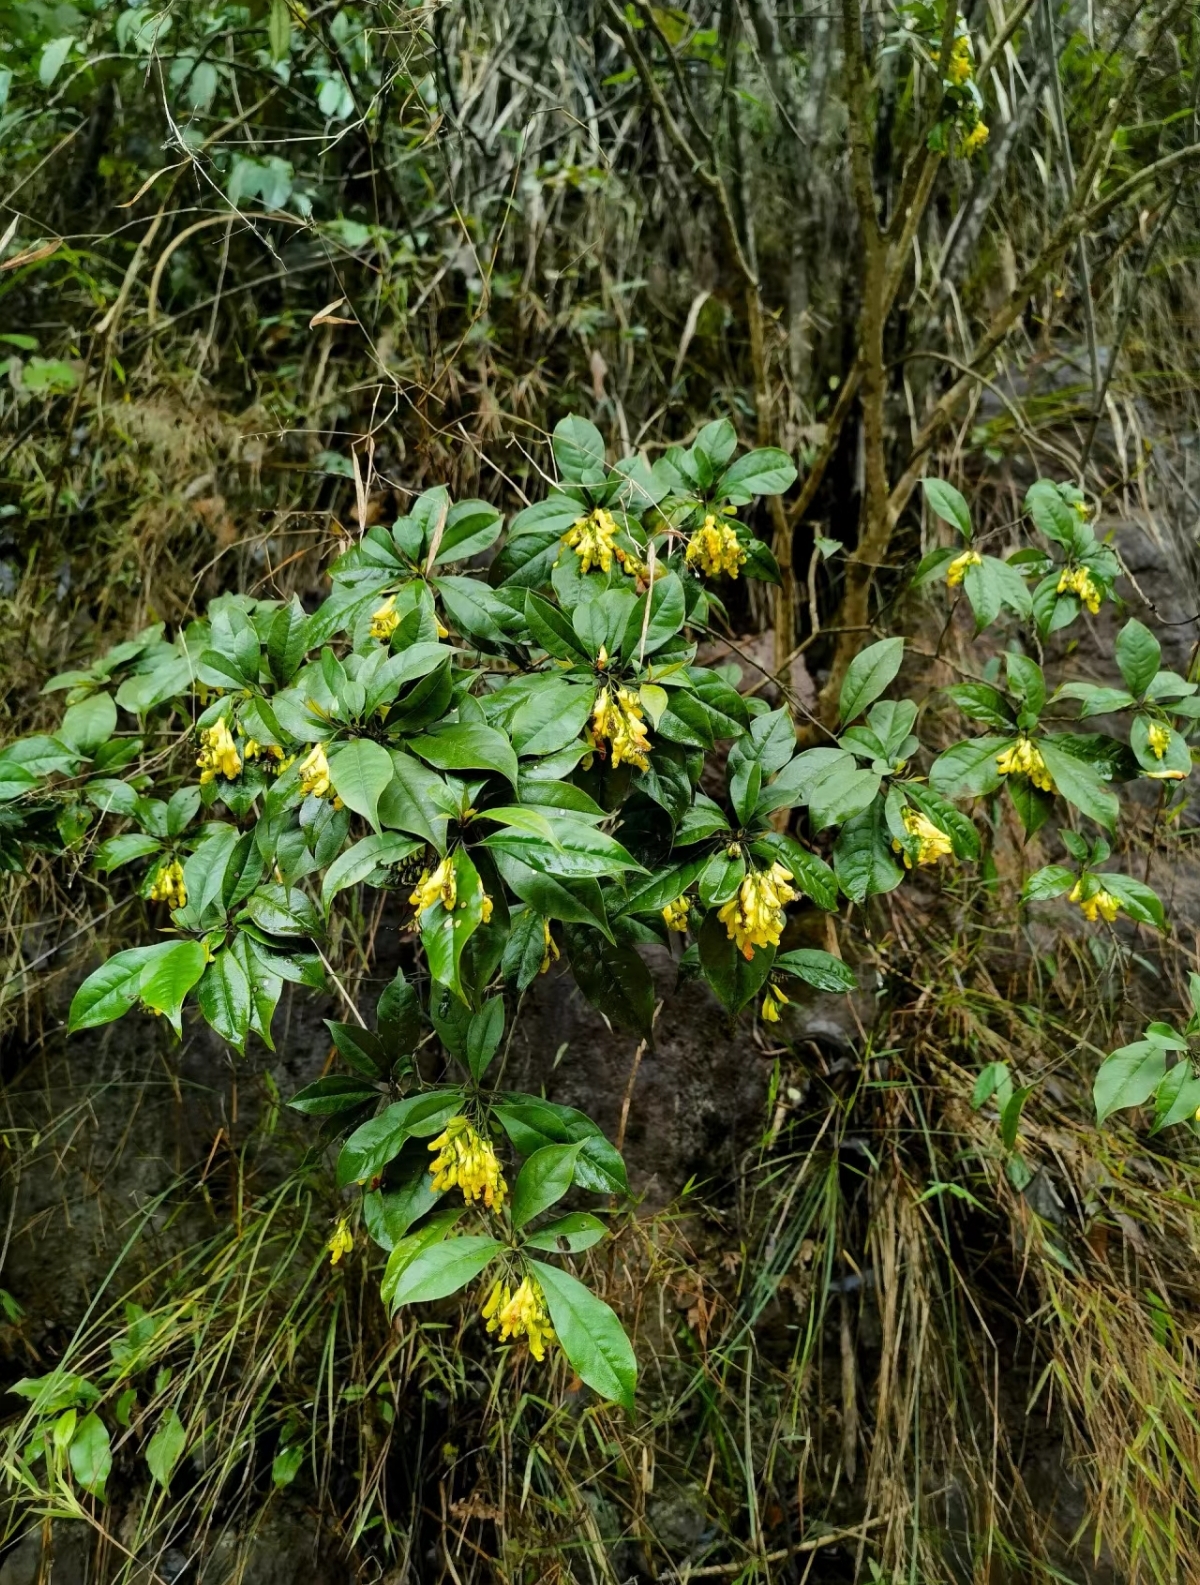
[0,421,1192,1460]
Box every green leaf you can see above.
[523,1212,607,1253]
[524,591,590,661]
[328,740,395,832]
[1094,1042,1168,1124]
[491,850,612,938]
[838,638,904,723]
[146,1409,186,1486]
[59,692,117,756]
[719,448,797,498]
[363,1161,444,1251]
[1054,682,1136,718]
[808,758,881,831]
[531,1261,637,1410]
[775,949,856,993]
[467,997,505,1082]
[509,678,594,757]
[697,910,774,1013]
[929,737,1008,799]
[337,1091,463,1186]
[139,940,207,1034]
[512,1143,582,1228]
[69,1413,112,1495]
[387,1234,501,1306]
[563,929,655,1034]
[245,883,321,937]
[751,833,839,911]
[1038,741,1119,831]
[623,572,686,659]
[197,947,253,1052]
[1151,1062,1200,1132]
[287,1075,378,1115]
[68,942,175,1033]
[418,849,489,1000]
[95,833,162,873]
[379,1208,466,1303]
[1025,480,1081,548]
[267,596,309,684]
[832,801,903,904]
[1099,872,1166,930]
[553,415,607,483]
[921,477,971,536]
[412,723,518,786]
[1021,865,1076,902]
[321,833,421,911]
[483,820,639,879]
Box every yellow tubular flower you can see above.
[480,893,494,924]
[1147,721,1170,760]
[995,737,1055,793]
[298,742,332,798]
[662,895,691,933]
[960,121,989,157]
[410,856,457,913]
[370,594,400,641]
[148,859,187,908]
[428,1117,507,1210]
[894,808,953,869]
[685,515,747,579]
[196,718,242,785]
[561,508,621,574]
[718,863,799,961]
[540,918,560,975]
[327,1218,354,1265]
[761,983,789,1023]
[591,686,652,772]
[1056,564,1102,614]
[1068,880,1121,924]
[482,1275,555,1362]
[945,549,982,587]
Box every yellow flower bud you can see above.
[428,1117,507,1210]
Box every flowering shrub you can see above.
[1,416,1193,1447]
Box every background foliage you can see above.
[2,0,1200,1581]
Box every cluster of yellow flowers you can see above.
[893,808,953,868]
[761,982,790,1023]
[482,1275,555,1361]
[428,1116,508,1209]
[298,742,333,798]
[945,548,981,588]
[562,509,622,575]
[685,516,746,579]
[591,686,652,771]
[718,863,798,960]
[959,121,989,157]
[196,718,242,785]
[1069,880,1121,924]
[946,34,973,84]
[410,855,457,912]
[996,737,1054,792]
[1147,721,1170,760]
[661,895,691,932]
[370,595,401,641]
[327,1218,354,1265]
[408,857,493,921]
[1056,563,1102,615]
[148,859,187,908]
